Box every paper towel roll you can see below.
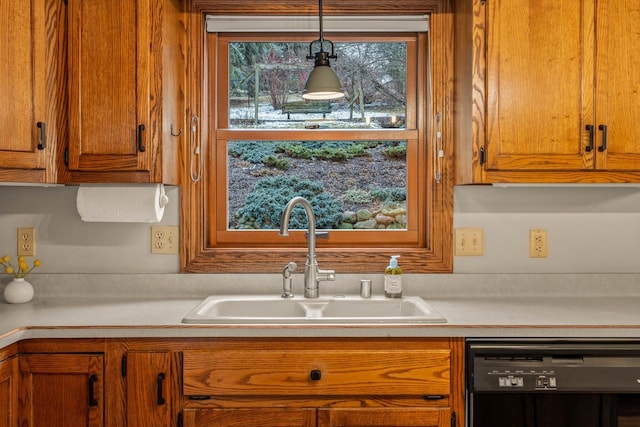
[76,184,169,223]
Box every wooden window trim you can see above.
[181,0,453,274]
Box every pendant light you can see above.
[302,0,345,100]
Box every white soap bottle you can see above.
[384,255,403,298]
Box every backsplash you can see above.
[453,185,640,273]
[0,185,180,274]
[1,184,639,275]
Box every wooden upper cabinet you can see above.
[0,0,49,181]
[594,0,640,170]
[66,0,184,184]
[454,0,640,183]
[484,0,593,172]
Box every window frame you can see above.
[216,34,417,247]
[182,1,453,274]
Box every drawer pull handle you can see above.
[137,124,146,152]
[37,122,46,150]
[88,374,99,407]
[157,373,166,405]
[598,124,608,152]
[585,124,594,152]
[310,369,322,381]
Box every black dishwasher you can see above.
[466,339,640,427]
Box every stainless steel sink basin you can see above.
[182,295,446,324]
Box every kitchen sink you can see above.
[182,295,446,324]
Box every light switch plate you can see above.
[454,227,484,256]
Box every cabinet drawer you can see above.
[183,348,450,397]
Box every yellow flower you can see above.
[1,255,41,279]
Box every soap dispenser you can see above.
[384,255,403,298]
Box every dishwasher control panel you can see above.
[473,357,558,391]
[467,340,640,393]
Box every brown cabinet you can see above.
[64,0,184,184]
[182,338,460,427]
[0,337,464,427]
[19,353,104,426]
[0,0,56,183]
[183,408,317,427]
[125,351,175,427]
[0,353,18,427]
[318,408,451,427]
[455,0,640,183]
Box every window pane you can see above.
[228,42,407,129]
[228,140,407,230]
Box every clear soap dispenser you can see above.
[384,255,403,298]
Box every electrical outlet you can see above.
[529,229,548,258]
[454,227,484,256]
[151,226,179,254]
[17,227,36,257]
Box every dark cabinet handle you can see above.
[310,369,322,381]
[598,124,608,152]
[37,122,46,150]
[88,374,99,407]
[585,124,594,152]
[157,373,166,405]
[137,124,146,152]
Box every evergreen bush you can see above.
[235,176,344,229]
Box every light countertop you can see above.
[2,273,640,348]
[2,295,640,348]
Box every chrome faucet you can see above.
[279,196,335,298]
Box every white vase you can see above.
[3,278,34,304]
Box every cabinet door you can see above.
[0,0,47,172]
[594,0,640,171]
[182,408,316,427]
[126,352,172,427]
[0,356,18,427]
[484,0,595,171]
[19,353,103,427]
[318,408,451,427]
[67,0,152,173]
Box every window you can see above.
[182,3,452,274]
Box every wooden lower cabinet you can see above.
[318,408,451,427]
[19,353,104,427]
[0,355,18,427]
[0,337,464,427]
[125,351,175,427]
[183,408,316,427]
[183,407,449,427]
[182,338,462,427]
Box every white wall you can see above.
[1,184,639,275]
[0,185,180,273]
[453,185,640,273]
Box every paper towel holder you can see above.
[159,184,169,208]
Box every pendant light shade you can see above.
[302,0,344,100]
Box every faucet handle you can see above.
[317,268,335,282]
[307,231,329,239]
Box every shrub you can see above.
[276,141,371,162]
[382,142,407,159]
[235,176,343,229]
[342,189,373,204]
[370,186,406,202]
[228,141,277,164]
[263,155,290,170]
